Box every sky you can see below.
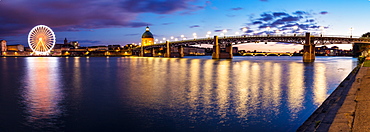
[0,0,369,52]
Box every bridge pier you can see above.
[303,32,315,62]
[151,48,155,57]
[178,45,184,58]
[140,45,144,57]
[164,41,171,58]
[212,36,220,59]
[212,36,233,59]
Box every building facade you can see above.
[141,26,154,46]
[0,40,7,55]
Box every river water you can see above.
[0,56,357,131]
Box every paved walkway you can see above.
[329,66,370,131]
[297,64,361,131]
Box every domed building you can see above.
[141,26,154,46]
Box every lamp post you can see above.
[293,26,298,36]
[319,26,324,37]
[350,27,354,38]
[266,26,270,36]
[242,27,248,32]
[222,29,227,38]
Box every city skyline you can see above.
[0,0,369,51]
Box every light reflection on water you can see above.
[21,57,63,130]
[0,56,357,131]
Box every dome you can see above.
[142,26,154,38]
[142,31,153,38]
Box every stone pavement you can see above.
[329,66,370,132]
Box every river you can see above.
[0,56,357,131]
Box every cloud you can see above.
[260,0,268,2]
[272,12,289,17]
[124,33,140,36]
[120,0,201,14]
[231,7,243,11]
[226,14,236,17]
[190,25,200,28]
[0,0,198,37]
[246,10,328,35]
[162,22,174,25]
[320,11,328,15]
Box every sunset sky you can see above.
[0,0,369,51]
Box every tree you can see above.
[361,32,370,37]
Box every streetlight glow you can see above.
[242,27,248,32]
[350,27,354,38]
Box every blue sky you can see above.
[0,0,369,51]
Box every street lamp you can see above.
[207,31,211,35]
[275,29,280,35]
[242,27,248,32]
[222,29,227,37]
[350,27,354,38]
[163,38,166,41]
[266,26,270,36]
[293,26,298,36]
[171,36,174,40]
[319,26,325,37]
[193,33,197,39]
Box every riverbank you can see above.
[297,62,361,131]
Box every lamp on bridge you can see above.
[193,33,197,40]
[349,27,354,38]
[207,31,211,38]
[275,29,280,35]
[293,25,298,36]
[266,26,270,37]
[319,26,325,37]
[242,27,248,32]
[222,29,227,38]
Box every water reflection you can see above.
[7,56,347,131]
[21,57,63,130]
[313,63,328,106]
[116,57,355,131]
[288,62,304,119]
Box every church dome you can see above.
[142,26,154,38]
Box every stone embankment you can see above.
[297,62,363,131]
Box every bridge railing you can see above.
[140,34,370,47]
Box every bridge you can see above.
[135,32,370,62]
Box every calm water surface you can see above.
[0,56,357,131]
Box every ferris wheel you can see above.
[28,25,56,55]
